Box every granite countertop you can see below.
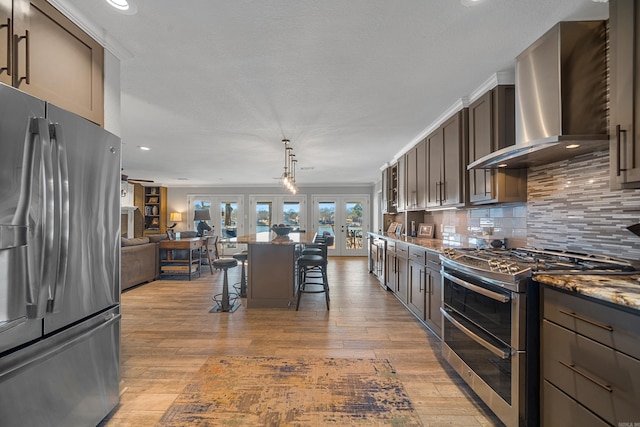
[369,232,462,252]
[534,273,640,312]
[236,231,316,245]
[369,232,640,312]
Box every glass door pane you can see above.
[283,201,300,227]
[344,201,364,252]
[256,202,272,233]
[192,199,212,231]
[220,201,238,238]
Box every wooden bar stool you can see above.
[296,254,329,311]
[210,258,241,313]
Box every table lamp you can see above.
[168,212,182,229]
[194,209,212,236]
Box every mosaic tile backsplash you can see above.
[417,151,640,262]
[527,151,640,262]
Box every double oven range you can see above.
[439,247,636,427]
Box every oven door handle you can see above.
[442,272,510,303]
[440,307,511,360]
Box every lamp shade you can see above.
[169,212,182,222]
[194,209,211,221]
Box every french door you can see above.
[187,195,245,255]
[248,195,307,234]
[311,195,370,256]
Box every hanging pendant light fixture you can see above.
[280,139,298,194]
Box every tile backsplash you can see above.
[527,150,640,261]
[413,151,640,261]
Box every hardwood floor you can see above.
[101,257,503,426]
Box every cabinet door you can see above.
[426,128,443,208]
[441,111,465,207]
[397,156,406,212]
[12,0,104,125]
[381,168,388,214]
[416,140,427,209]
[0,0,10,86]
[469,91,493,203]
[610,0,640,187]
[408,261,426,319]
[427,266,442,336]
[405,147,417,210]
[385,251,396,290]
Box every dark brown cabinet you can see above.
[610,0,640,189]
[397,156,406,212]
[394,242,408,303]
[541,287,640,426]
[425,251,442,336]
[405,140,427,210]
[468,86,527,204]
[0,0,103,125]
[408,247,426,319]
[385,240,397,291]
[427,110,467,208]
[383,163,398,213]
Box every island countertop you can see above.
[236,231,316,245]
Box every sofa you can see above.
[121,234,166,291]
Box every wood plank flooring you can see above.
[101,257,503,426]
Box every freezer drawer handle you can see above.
[558,309,613,331]
[558,360,612,392]
[441,307,511,359]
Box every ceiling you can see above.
[54,0,608,187]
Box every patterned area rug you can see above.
[157,356,423,426]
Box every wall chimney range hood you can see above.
[469,21,608,170]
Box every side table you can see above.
[159,237,205,280]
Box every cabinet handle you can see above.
[13,30,29,86]
[558,360,613,392]
[484,169,491,196]
[616,124,628,175]
[558,309,613,331]
[0,18,9,76]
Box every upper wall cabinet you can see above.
[1,0,104,125]
[405,139,427,210]
[397,156,406,211]
[427,110,468,209]
[610,0,640,189]
[468,86,527,204]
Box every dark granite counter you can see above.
[236,231,316,245]
[533,273,640,312]
[368,232,462,252]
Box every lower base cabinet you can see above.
[395,243,409,304]
[541,287,640,426]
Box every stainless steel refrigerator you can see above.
[0,83,121,426]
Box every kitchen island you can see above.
[236,231,316,308]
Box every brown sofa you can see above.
[121,234,166,291]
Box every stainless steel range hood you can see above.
[469,21,608,170]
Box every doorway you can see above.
[311,195,370,256]
[248,195,307,233]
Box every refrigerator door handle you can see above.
[13,118,54,318]
[46,123,69,313]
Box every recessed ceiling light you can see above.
[106,0,138,14]
[138,146,150,151]
[498,163,508,168]
[565,144,580,149]
[461,0,485,6]
[106,0,129,10]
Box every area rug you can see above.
[157,356,423,426]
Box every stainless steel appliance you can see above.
[468,20,608,170]
[439,247,636,427]
[0,83,121,426]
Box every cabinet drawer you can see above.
[396,243,409,259]
[426,250,440,270]
[542,320,640,425]
[543,287,640,360]
[386,240,396,252]
[408,246,426,264]
[542,380,609,427]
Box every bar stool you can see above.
[233,251,248,298]
[296,254,329,311]
[210,258,241,313]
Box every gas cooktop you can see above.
[441,247,637,278]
